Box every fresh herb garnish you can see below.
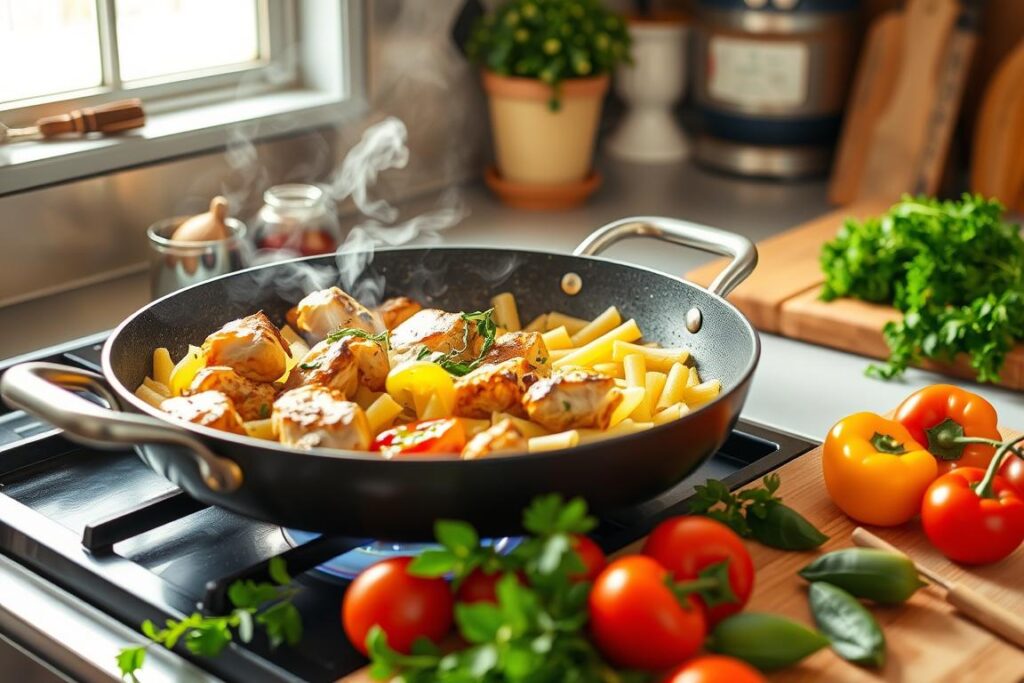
[298,361,321,370]
[326,327,391,350]
[820,194,1024,382]
[258,403,271,419]
[416,346,432,361]
[116,558,301,680]
[689,474,827,551]
[432,309,498,377]
[562,400,572,412]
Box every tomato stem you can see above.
[975,434,1024,499]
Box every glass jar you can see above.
[251,184,342,257]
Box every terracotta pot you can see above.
[482,71,609,185]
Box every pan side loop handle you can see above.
[0,362,243,493]
[573,216,757,332]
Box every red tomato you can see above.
[341,556,453,655]
[662,655,766,683]
[570,535,606,582]
[589,555,706,670]
[921,468,1024,565]
[1000,455,1024,497]
[371,419,467,457]
[643,516,754,624]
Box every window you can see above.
[1,0,289,124]
[0,0,365,196]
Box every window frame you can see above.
[0,0,367,196]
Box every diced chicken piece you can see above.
[295,287,380,342]
[187,366,278,421]
[202,312,290,383]
[390,309,482,364]
[272,385,371,451]
[462,419,527,460]
[482,331,551,376]
[287,335,389,395]
[374,296,423,330]
[522,369,623,432]
[161,391,246,435]
[454,357,529,419]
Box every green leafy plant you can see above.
[418,309,499,377]
[820,194,1024,383]
[465,0,631,109]
[116,557,302,680]
[688,474,828,551]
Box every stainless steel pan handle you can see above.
[573,216,758,332]
[0,362,243,492]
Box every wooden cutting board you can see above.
[339,429,1024,682]
[972,39,1024,212]
[685,204,1024,390]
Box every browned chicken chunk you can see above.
[287,335,389,395]
[161,391,246,435]
[390,309,482,364]
[187,366,277,421]
[295,287,380,342]
[272,385,371,451]
[461,419,527,460]
[202,312,290,383]
[482,331,551,376]
[374,296,423,330]
[521,369,623,432]
[454,357,529,419]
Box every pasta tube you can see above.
[656,363,689,410]
[553,319,642,369]
[366,394,404,434]
[528,430,580,453]
[611,341,690,372]
[541,326,573,350]
[570,306,622,346]
[546,311,589,334]
[491,292,521,331]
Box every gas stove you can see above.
[0,332,815,682]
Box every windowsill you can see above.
[0,87,367,196]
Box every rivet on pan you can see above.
[561,272,582,296]
[686,307,703,333]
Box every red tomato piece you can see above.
[570,535,607,582]
[341,556,453,655]
[643,516,754,624]
[589,555,706,670]
[371,418,467,457]
[662,655,766,683]
[921,468,1024,565]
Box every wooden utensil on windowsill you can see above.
[0,98,145,143]
[852,527,1024,649]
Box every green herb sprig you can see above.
[116,558,302,680]
[326,327,391,350]
[431,309,498,377]
[820,194,1024,382]
[689,474,828,551]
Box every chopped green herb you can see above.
[298,361,320,370]
[325,327,391,350]
[416,346,432,361]
[562,400,572,412]
[431,309,498,377]
[258,403,271,419]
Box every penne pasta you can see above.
[523,313,548,333]
[571,306,622,346]
[459,418,492,437]
[611,341,690,372]
[143,377,171,398]
[682,379,721,408]
[491,411,550,439]
[354,385,383,410]
[541,326,573,350]
[366,394,404,434]
[623,354,647,388]
[546,311,589,334]
[168,345,204,396]
[645,371,668,414]
[529,430,580,452]
[657,363,689,410]
[609,386,646,427]
[135,384,167,409]
[491,292,521,331]
[420,392,452,420]
[613,378,628,388]
[592,362,623,378]
[152,348,174,387]
[243,418,276,440]
[653,403,690,425]
[579,419,654,442]
[553,319,643,369]
[687,366,701,387]
[548,348,574,361]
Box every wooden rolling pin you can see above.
[0,99,145,143]
[852,527,1024,649]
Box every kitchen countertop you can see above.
[2,157,1021,441]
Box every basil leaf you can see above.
[747,501,828,550]
[808,582,886,667]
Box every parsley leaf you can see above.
[326,327,391,350]
[821,194,1024,382]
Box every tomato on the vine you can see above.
[589,555,706,670]
[570,534,606,582]
[662,655,766,683]
[341,557,453,655]
[643,516,754,624]
[1000,455,1024,497]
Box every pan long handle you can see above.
[0,362,243,492]
[573,216,757,332]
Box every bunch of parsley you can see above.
[820,194,1024,382]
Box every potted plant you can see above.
[465,0,631,210]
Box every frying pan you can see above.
[1,217,758,540]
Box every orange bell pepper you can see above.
[894,384,1002,474]
[371,418,466,458]
[823,412,938,526]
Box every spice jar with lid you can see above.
[252,183,342,256]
